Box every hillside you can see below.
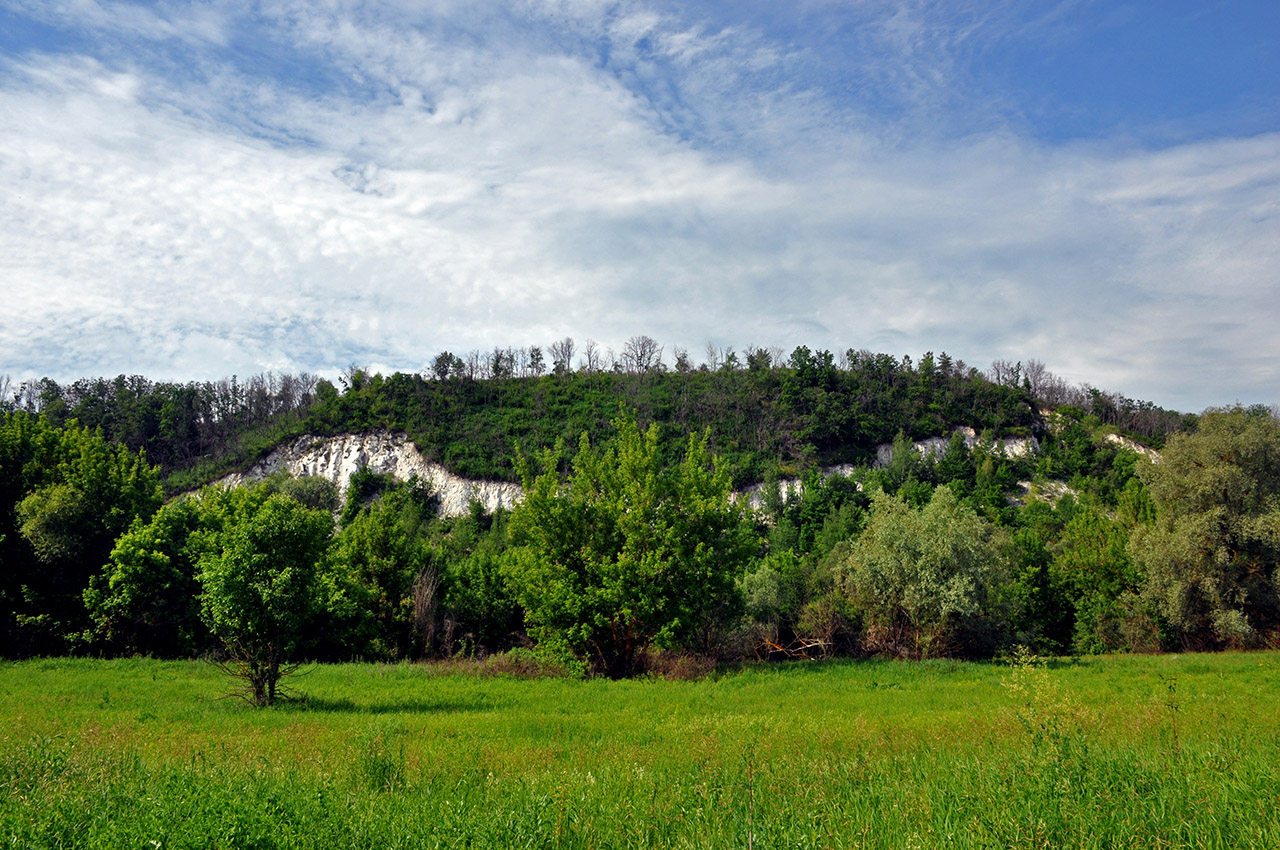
[2,347,1190,495]
[9,347,1239,666]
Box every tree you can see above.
[196,492,334,705]
[488,347,514,380]
[84,497,208,657]
[331,482,439,659]
[549,337,575,376]
[987,359,1022,388]
[256,471,341,514]
[1052,499,1141,653]
[672,346,693,374]
[1131,407,1280,647]
[581,339,602,373]
[1,413,162,655]
[431,351,460,382]
[620,335,663,373]
[703,343,721,372]
[504,415,756,677]
[842,487,1009,658]
[527,345,546,377]
[935,430,974,494]
[746,346,772,372]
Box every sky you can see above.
[1,0,1277,413]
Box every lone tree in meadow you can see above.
[196,491,333,705]
[503,415,757,677]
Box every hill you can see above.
[2,346,1190,495]
[8,345,1243,666]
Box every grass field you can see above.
[3,652,1279,848]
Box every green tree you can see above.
[1053,500,1140,653]
[433,504,522,656]
[197,492,334,705]
[843,486,1010,658]
[1,413,161,654]
[935,430,975,495]
[1002,526,1071,653]
[504,416,757,677]
[1131,407,1280,647]
[259,471,340,514]
[84,497,207,657]
[330,482,439,659]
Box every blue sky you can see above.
[1,0,1277,412]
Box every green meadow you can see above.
[3,653,1279,849]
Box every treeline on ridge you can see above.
[1,339,1192,494]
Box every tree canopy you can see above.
[1,353,1264,673]
[0,412,161,654]
[842,486,1010,658]
[1132,407,1280,648]
[504,415,757,677]
[196,490,335,705]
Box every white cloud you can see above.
[0,1,1276,412]
[12,0,231,46]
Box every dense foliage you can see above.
[1132,407,1280,648]
[3,346,1189,494]
[1,349,1272,675]
[0,412,162,655]
[843,488,1010,658]
[504,417,757,677]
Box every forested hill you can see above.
[4,346,1269,665]
[2,345,1191,493]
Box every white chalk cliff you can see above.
[872,426,1039,466]
[217,431,522,517]
[217,428,1045,517]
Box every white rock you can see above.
[734,465,863,513]
[215,431,523,517]
[873,427,1038,466]
[213,426,1057,518]
[1103,432,1161,460]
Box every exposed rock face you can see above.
[736,477,807,513]
[739,432,1039,512]
[1010,479,1080,507]
[214,428,1051,517]
[872,427,1039,466]
[216,431,523,517]
[1103,432,1161,461]
[735,464,865,512]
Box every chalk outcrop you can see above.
[738,431,1039,512]
[1103,432,1160,461]
[872,427,1039,466]
[215,427,1052,517]
[1010,479,1080,507]
[216,431,522,517]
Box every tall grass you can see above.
[2,653,1278,848]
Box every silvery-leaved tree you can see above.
[843,486,1009,658]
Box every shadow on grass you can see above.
[283,695,495,715]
